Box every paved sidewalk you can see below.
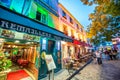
[41,60,120,80]
[41,61,100,80]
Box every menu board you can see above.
[45,55,56,71]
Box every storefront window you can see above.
[0,28,40,80]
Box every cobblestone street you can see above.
[75,60,120,80]
[100,60,120,80]
[42,60,120,80]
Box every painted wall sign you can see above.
[0,19,72,42]
[0,28,40,42]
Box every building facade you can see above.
[58,4,88,67]
[0,0,72,79]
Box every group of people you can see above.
[104,49,118,60]
[93,48,119,65]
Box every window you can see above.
[62,10,66,19]
[42,14,47,23]
[80,28,83,32]
[71,30,74,38]
[70,17,73,24]
[75,24,79,29]
[48,40,55,54]
[36,11,41,21]
[63,25,68,35]
[36,12,47,24]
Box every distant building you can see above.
[58,3,89,64]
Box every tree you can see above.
[80,0,120,45]
[80,0,120,16]
[87,16,120,45]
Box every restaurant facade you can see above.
[57,4,89,67]
[0,0,72,79]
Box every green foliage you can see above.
[103,1,120,17]
[81,0,120,16]
[0,51,12,71]
[81,0,120,45]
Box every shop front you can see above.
[39,38,62,78]
[61,39,88,66]
[0,6,73,80]
[61,41,79,68]
[0,28,40,80]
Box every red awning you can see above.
[73,40,84,46]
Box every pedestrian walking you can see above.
[109,50,113,60]
[95,50,102,65]
[112,49,118,60]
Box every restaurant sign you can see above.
[0,19,72,42]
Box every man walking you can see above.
[95,50,102,65]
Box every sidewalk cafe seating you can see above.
[64,58,81,75]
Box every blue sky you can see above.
[59,0,96,30]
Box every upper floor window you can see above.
[36,11,41,21]
[71,30,74,38]
[42,14,47,23]
[36,11,47,24]
[63,25,68,35]
[62,10,66,19]
[70,17,73,24]
[80,28,83,32]
[76,24,79,29]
